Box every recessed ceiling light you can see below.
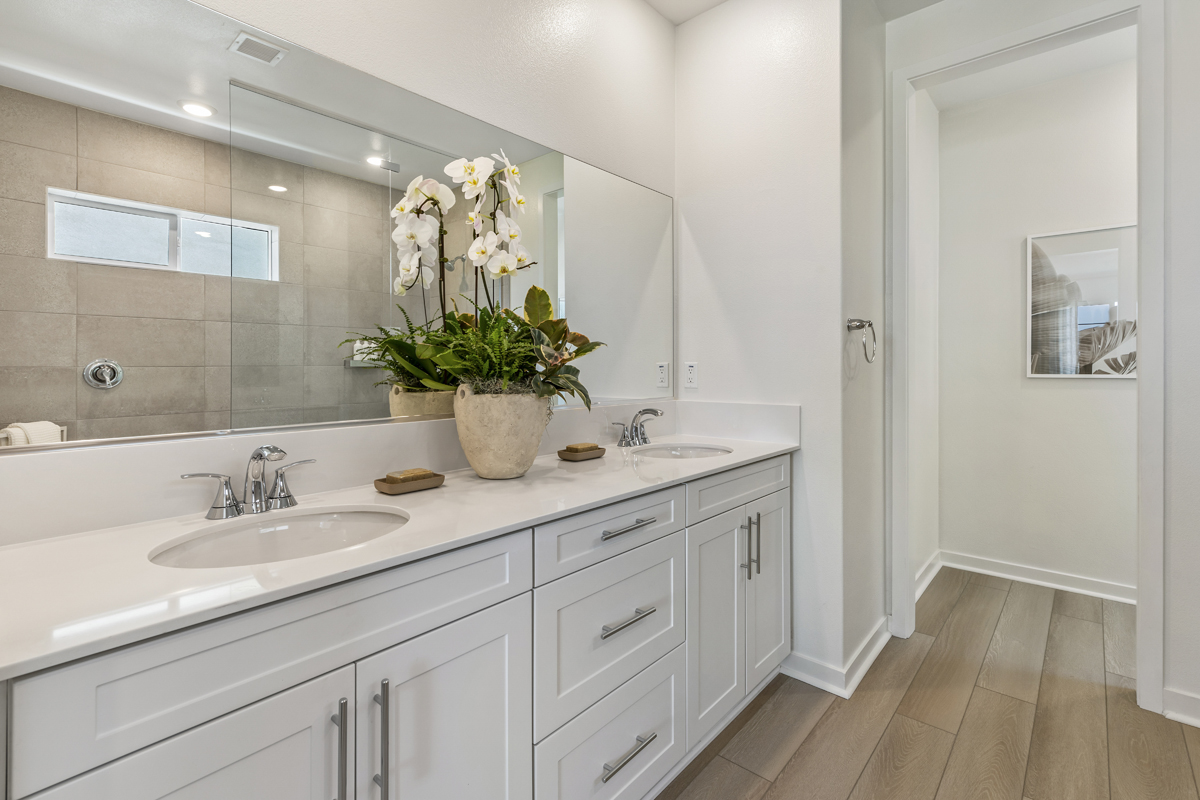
[195,231,211,238]
[268,185,287,192]
[367,156,384,166]
[179,100,215,117]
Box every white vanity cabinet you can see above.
[686,487,791,750]
[32,665,356,800]
[355,594,533,800]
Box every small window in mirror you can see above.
[52,200,172,267]
[46,188,278,280]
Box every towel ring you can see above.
[846,319,877,364]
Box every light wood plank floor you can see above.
[659,571,1200,800]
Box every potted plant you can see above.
[417,286,603,479]
[342,309,458,417]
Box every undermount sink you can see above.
[633,443,734,459]
[150,506,409,569]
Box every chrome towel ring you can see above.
[847,319,877,364]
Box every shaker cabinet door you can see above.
[745,489,791,689]
[355,593,533,800]
[32,666,355,800]
[685,507,747,750]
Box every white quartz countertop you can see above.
[0,435,796,681]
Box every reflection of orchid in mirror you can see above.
[487,251,518,278]
[389,174,454,312]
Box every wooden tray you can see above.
[558,448,606,462]
[374,474,445,495]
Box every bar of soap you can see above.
[564,442,599,453]
[385,468,436,484]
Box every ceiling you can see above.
[873,0,947,23]
[642,0,730,25]
[0,0,551,186]
[926,24,1137,111]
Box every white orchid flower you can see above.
[435,182,456,210]
[511,244,533,269]
[462,173,487,201]
[492,149,521,186]
[495,210,522,245]
[393,275,408,296]
[444,156,495,184]
[391,191,419,217]
[392,213,435,250]
[418,266,434,288]
[501,180,527,215]
[486,251,518,277]
[397,249,422,277]
[414,178,455,212]
[466,209,485,233]
[420,245,438,268]
[468,231,499,266]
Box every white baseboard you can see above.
[939,550,1136,604]
[643,667,781,799]
[914,551,941,601]
[781,617,891,699]
[1164,688,1200,730]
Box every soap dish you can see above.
[558,447,606,462]
[374,474,445,495]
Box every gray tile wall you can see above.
[0,84,396,441]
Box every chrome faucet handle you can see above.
[267,459,316,510]
[611,422,633,448]
[181,473,244,520]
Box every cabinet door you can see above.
[685,507,747,750]
[746,489,791,689]
[356,593,533,800]
[33,666,354,800]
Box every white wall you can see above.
[508,151,565,308]
[564,156,674,401]
[908,88,940,582]
[937,60,1138,589]
[1163,0,1200,722]
[840,0,887,665]
[676,0,849,676]
[197,0,676,196]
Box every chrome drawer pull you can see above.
[601,732,658,784]
[601,517,657,541]
[331,697,348,800]
[373,680,389,794]
[755,512,762,575]
[601,606,657,640]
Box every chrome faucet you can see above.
[629,408,664,447]
[245,445,287,514]
[183,445,314,519]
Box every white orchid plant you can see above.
[446,150,534,307]
[389,176,456,316]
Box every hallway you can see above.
[661,569,1199,800]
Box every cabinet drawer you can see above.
[10,531,532,799]
[536,646,685,800]
[534,532,685,740]
[686,455,790,524]
[534,486,685,585]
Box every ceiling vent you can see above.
[229,32,288,66]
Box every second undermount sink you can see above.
[150,506,409,569]
[633,443,734,459]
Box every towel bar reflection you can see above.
[847,319,877,364]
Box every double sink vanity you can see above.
[0,434,795,800]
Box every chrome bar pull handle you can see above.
[601,606,657,640]
[755,512,762,575]
[601,517,657,541]
[373,679,389,795]
[601,732,658,784]
[331,697,348,800]
[740,519,757,580]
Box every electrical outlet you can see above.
[684,362,699,388]
[656,362,670,389]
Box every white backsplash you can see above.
[0,400,798,546]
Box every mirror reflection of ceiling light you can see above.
[196,231,211,237]
[179,100,215,117]
[268,185,288,192]
[367,156,384,166]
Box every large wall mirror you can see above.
[0,0,673,448]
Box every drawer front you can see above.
[535,646,685,800]
[686,455,790,524]
[11,531,532,799]
[534,532,685,740]
[534,486,685,585]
